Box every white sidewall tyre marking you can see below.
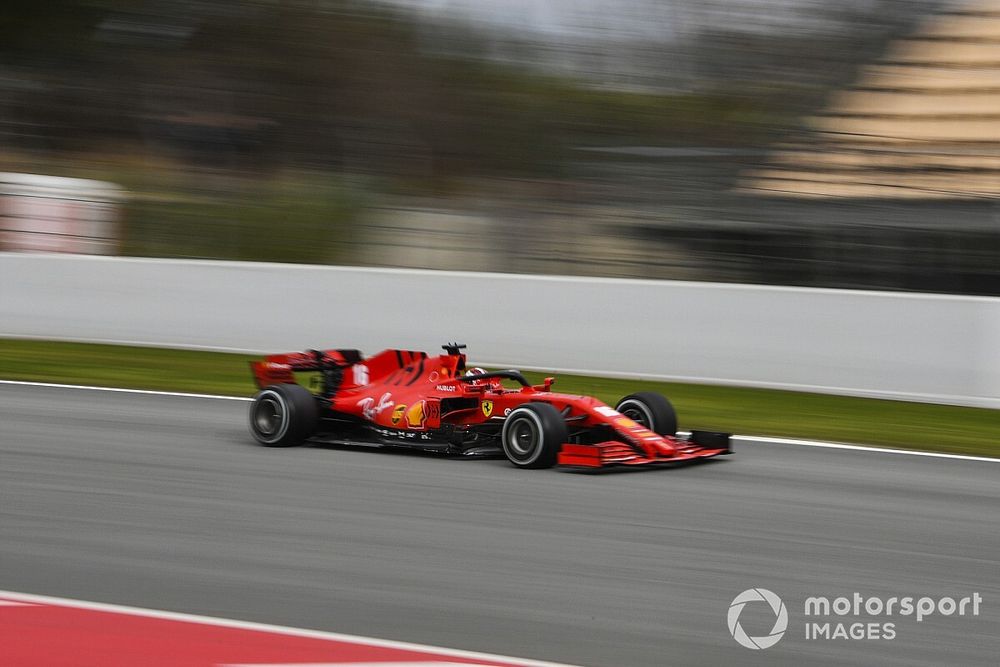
[252,389,290,445]
[503,408,545,466]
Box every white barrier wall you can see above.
[2,253,998,408]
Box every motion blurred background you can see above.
[3,0,999,294]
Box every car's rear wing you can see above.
[250,349,362,389]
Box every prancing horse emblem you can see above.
[481,400,494,418]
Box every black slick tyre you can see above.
[500,402,568,469]
[249,384,318,447]
[615,391,677,436]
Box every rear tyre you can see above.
[500,403,568,469]
[615,392,677,436]
[249,384,318,447]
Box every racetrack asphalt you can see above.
[1,384,997,666]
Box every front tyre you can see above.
[615,391,677,436]
[500,402,568,469]
[249,384,318,447]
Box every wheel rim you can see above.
[506,417,539,460]
[253,396,283,437]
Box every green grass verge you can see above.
[1,339,996,457]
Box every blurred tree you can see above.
[0,0,801,178]
[0,0,945,182]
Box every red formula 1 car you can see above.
[248,343,731,469]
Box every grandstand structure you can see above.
[742,2,1000,200]
[698,1,999,295]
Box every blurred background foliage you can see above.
[7,0,998,293]
[0,0,803,172]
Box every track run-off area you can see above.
[1,382,997,666]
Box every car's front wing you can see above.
[557,432,732,469]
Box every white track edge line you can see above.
[0,590,579,667]
[732,435,999,463]
[2,379,996,462]
[0,379,248,401]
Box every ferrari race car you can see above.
[248,343,731,469]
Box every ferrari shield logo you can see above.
[391,404,406,425]
[481,400,494,418]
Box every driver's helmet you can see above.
[465,367,502,389]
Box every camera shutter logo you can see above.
[728,588,788,650]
